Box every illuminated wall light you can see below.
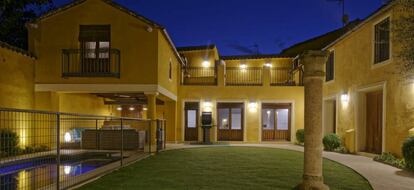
[202,60,211,68]
[116,106,122,111]
[264,63,272,68]
[129,106,135,111]
[203,101,213,112]
[341,93,349,103]
[248,102,258,112]
[64,132,72,143]
[142,106,148,111]
[240,63,247,69]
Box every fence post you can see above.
[163,120,166,150]
[95,119,99,150]
[148,120,152,154]
[120,118,124,166]
[56,113,61,190]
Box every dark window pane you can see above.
[374,18,390,64]
[326,51,334,81]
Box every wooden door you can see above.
[366,91,383,154]
[217,103,244,141]
[185,102,199,141]
[262,103,291,141]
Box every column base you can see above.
[296,175,329,190]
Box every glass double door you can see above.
[217,103,244,141]
[262,103,291,141]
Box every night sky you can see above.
[54,0,386,55]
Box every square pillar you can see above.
[145,92,158,153]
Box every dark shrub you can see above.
[34,145,50,152]
[374,152,405,169]
[296,129,305,144]
[323,133,341,151]
[402,137,414,170]
[0,129,19,156]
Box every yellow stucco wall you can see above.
[0,47,35,109]
[35,92,110,115]
[28,0,171,87]
[323,5,412,156]
[157,31,179,95]
[180,47,220,67]
[177,86,304,143]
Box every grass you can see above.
[79,147,372,190]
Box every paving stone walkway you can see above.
[165,143,414,190]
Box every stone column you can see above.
[297,50,329,190]
[145,92,158,153]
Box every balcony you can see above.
[182,67,217,85]
[62,49,120,78]
[226,67,263,86]
[270,67,294,86]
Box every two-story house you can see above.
[0,0,412,157]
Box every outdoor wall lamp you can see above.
[264,62,272,68]
[129,106,135,111]
[240,63,247,69]
[248,102,258,112]
[116,106,122,111]
[341,93,349,103]
[202,60,211,68]
[203,101,213,112]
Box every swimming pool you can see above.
[0,155,118,190]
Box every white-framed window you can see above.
[374,17,390,64]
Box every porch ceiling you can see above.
[93,93,164,105]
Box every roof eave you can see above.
[322,2,396,51]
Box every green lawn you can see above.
[79,147,372,190]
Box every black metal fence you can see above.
[0,108,165,189]
[225,67,263,86]
[62,49,121,78]
[182,67,217,85]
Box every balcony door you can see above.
[185,102,199,141]
[79,25,111,73]
[217,103,244,141]
[262,103,291,141]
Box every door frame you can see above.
[184,102,200,141]
[260,100,296,143]
[355,81,387,153]
[181,99,200,142]
[323,95,338,135]
[261,103,292,141]
[216,100,246,142]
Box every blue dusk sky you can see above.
[53,0,387,55]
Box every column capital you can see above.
[299,50,329,79]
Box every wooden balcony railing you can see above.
[270,67,294,86]
[291,61,304,86]
[225,67,263,86]
[182,67,217,85]
[62,49,120,78]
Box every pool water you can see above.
[0,158,115,190]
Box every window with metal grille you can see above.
[326,51,334,82]
[374,18,390,64]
